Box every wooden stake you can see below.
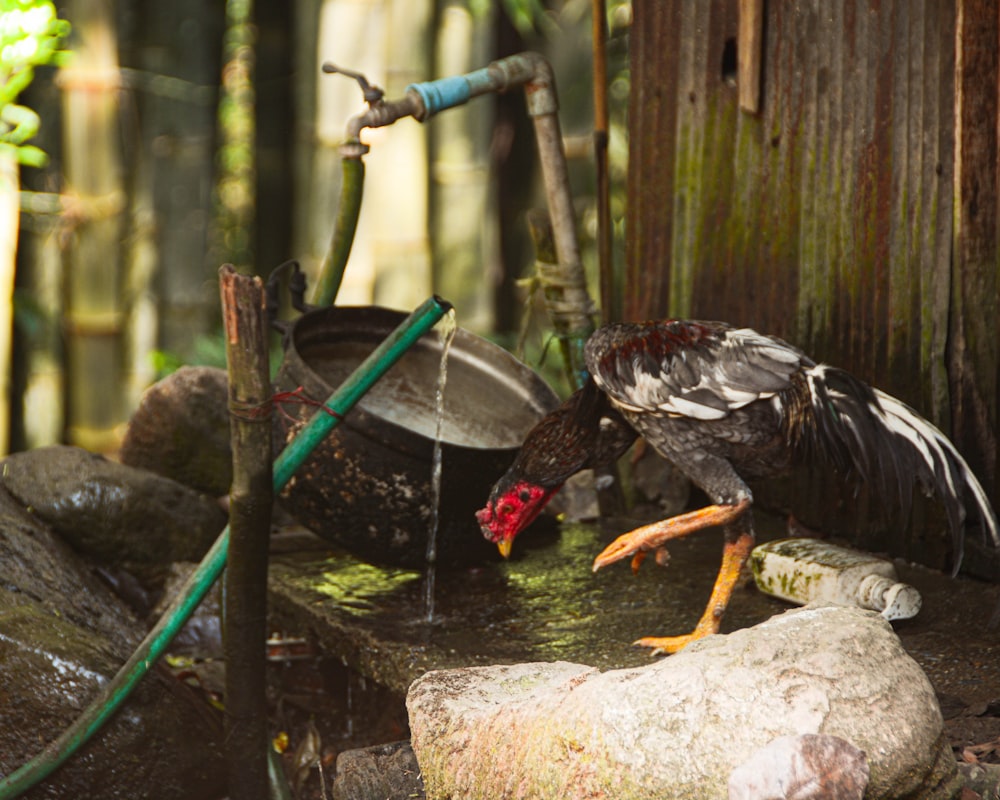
[220,264,273,800]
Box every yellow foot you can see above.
[634,629,713,656]
[634,635,697,656]
[623,529,756,657]
[592,500,750,573]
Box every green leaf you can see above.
[499,0,547,35]
[0,0,70,147]
[15,142,46,166]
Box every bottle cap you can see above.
[858,574,921,620]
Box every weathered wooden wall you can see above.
[626,0,999,573]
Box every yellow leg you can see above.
[592,499,751,572]
[634,530,755,655]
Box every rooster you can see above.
[476,320,999,654]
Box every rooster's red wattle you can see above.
[476,319,1000,654]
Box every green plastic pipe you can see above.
[0,294,452,799]
[311,150,365,307]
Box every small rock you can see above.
[0,445,226,569]
[727,734,868,799]
[956,762,1000,797]
[332,740,424,800]
[407,606,956,800]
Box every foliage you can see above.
[488,0,632,41]
[0,0,69,166]
[496,0,549,34]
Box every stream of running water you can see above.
[423,309,457,623]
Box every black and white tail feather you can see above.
[803,364,1000,574]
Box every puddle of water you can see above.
[270,517,761,685]
[270,506,1000,709]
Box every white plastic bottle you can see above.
[750,538,921,621]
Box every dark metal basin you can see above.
[273,305,559,568]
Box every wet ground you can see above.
[265,507,1000,783]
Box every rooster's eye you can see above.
[499,503,514,516]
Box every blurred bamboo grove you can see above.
[8,0,632,454]
[1,0,69,454]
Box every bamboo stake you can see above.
[220,265,272,800]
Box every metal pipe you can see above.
[520,57,595,389]
[408,52,596,389]
[326,52,596,388]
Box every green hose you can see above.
[0,294,452,798]
[312,151,365,307]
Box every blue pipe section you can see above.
[406,67,494,118]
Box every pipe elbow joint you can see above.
[488,51,558,117]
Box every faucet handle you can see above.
[321,62,385,106]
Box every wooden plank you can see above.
[738,0,764,112]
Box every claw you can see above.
[628,546,670,575]
[634,633,704,656]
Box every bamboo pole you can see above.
[128,0,225,360]
[0,153,17,454]
[212,0,255,275]
[220,265,272,800]
[16,200,65,449]
[59,0,127,452]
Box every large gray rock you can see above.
[407,606,958,800]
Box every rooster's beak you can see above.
[496,539,513,559]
